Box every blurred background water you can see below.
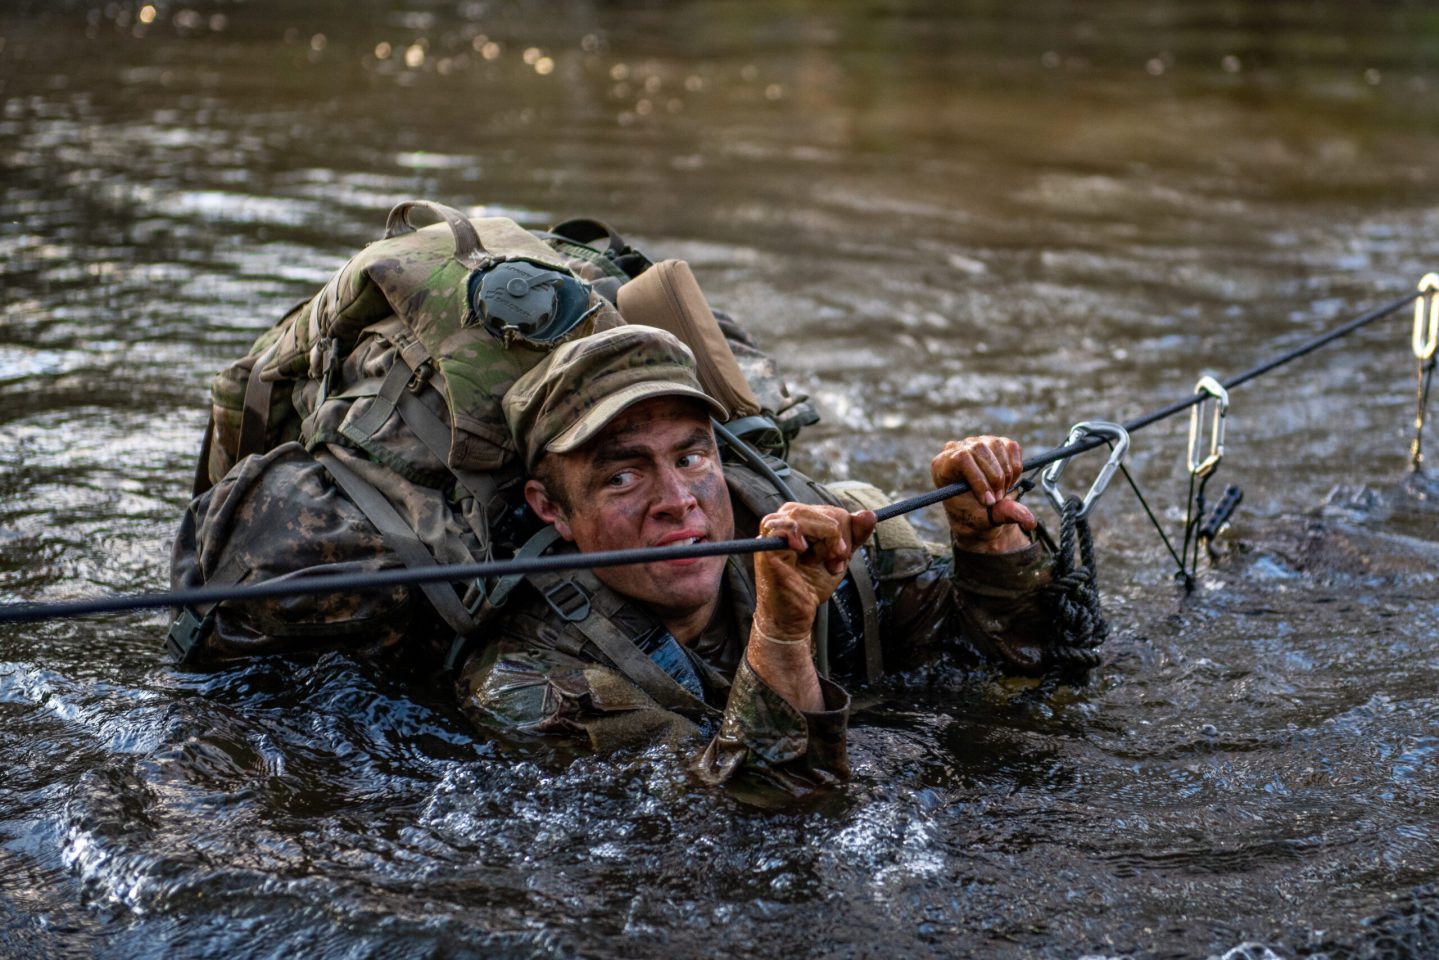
[3,1,1439,957]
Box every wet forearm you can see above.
[744,621,824,714]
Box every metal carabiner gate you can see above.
[1415,273,1439,362]
[1187,375,1229,478]
[1041,421,1131,519]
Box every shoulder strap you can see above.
[847,549,884,684]
[524,567,717,719]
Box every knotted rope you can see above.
[1041,495,1109,677]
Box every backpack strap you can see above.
[540,218,654,279]
[442,524,564,672]
[315,449,480,640]
[192,414,217,497]
[237,342,280,461]
[847,550,883,684]
[335,351,516,552]
[523,566,717,719]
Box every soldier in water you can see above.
[459,324,1061,792]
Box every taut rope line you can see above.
[0,290,1422,627]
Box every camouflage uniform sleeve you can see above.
[455,637,702,753]
[457,624,852,797]
[692,657,850,791]
[874,531,1057,675]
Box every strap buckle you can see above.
[163,607,214,664]
[1187,375,1229,478]
[1041,421,1130,519]
[541,579,591,623]
[313,337,340,406]
[407,359,434,394]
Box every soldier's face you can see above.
[537,397,733,632]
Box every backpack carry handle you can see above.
[549,218,627,257]
[383,200,489,268]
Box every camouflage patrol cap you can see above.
[504,324,729,470]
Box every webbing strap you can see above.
[338,356,506,525]
[192,415,216,497]
[237,343,280,460]
[484,525,564,610]
[525,568,716,718]
[443,525,568,672]
[316,450,480,639]
[339,362,410,448]
[846,551,883,684]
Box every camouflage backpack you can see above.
[168,200,816,668]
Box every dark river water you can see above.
[4,1,1439,957]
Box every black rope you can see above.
[1189,472,1216,581]
[0,290,1422,627]
[1041,495,1108,678]
[1116,462,1188,584]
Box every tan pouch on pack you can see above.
[617,259,762,419]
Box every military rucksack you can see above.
[168,200,817,668]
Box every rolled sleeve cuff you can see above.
[719,657,849,765]
[949,535,1049,597]
[693,658,851,788]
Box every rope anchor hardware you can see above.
[1413,273,1439,362]
[1041,421,1131,519]
[1187,375,1229,478]
[0,287,1430,628]
[1412,274,1439,471]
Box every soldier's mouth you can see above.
[654,529,706,547]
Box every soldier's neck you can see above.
[663,595,721,647]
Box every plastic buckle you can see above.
[541,579,591,623]
[313,337,339,406]
[163,607,214,664]
[1187,375,1230,478]
[407,359,434,394]
[1414,273,1439,362]
[1041,421,1131,519]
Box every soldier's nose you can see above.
[652,467,699,516]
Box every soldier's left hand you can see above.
[932,435,1036,552]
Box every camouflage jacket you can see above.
[455,469,1057,798]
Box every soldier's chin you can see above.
[646,555,724,602]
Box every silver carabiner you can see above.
[1187,375,1229,478]
[1041,420,1131,519]
[1415,273,1439,362]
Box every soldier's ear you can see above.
[524,478,573,540]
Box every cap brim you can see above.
[546,382,730,455]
